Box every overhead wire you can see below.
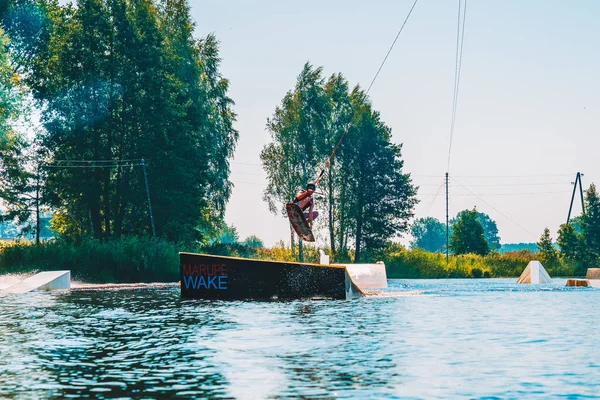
[419,191,571,196]
[42,164,141,169]
[446,0,468,173]
[365,0,420,94]
[419,181,445,215]
[314,0,420,186]
[451,177,537,238]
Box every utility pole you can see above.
[35,162,41,245]
[567,172,585,225]
[445,172,449,263]
[141,159,156,237]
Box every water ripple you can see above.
[0,279,599,398]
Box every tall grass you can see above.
[0,238,575,282]
[0,237,180,283]
[384,249,573,278]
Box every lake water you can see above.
[1,279,599,399]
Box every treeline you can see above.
[384,248,574,279]
[538,184,600,276]
[0,236,556,283]
[410,210,501,254]
[0,0,237,244]
[410,184,600,277]
[261,64,418,263]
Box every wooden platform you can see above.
[566,279,600,288]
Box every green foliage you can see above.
[243,235,264,249]
[2,0,237,244]
[262,64,417,262]
[0,237,576,283]
[0,236,180,282]
[449,210,500,251]
[499,242,538,253]
[0,26,39,237]
[557,183,600,276]
[537,227,559,269]
[581,183,600,259]
[214,224,239,245]
[476,212,501,251]
[450,208,489,256]
[410,217,445,252]
[383,248,570,279]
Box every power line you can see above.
[450,174,573,179]
[52,159,143,163]
[419,191,571,196]
[418,191,570,196]
[449,182,571,187]
[419,181,445,215]
[42,164,141,169]
[231,161,263,167]
[413,173,574,179]
[231,181,267,187]
[451,178,537,238]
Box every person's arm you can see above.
[294,190,307,203]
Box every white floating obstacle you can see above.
[338,262,388,290]
[586,268,600,280]
[517,261,551,284]
[1,270,71,294]
[318,249,387,291]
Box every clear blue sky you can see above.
[189,0,600,246]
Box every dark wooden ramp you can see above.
[180,253,363,300]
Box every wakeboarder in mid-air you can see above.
[286,182,318,242]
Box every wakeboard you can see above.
[286,202,315,242]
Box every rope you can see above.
[314,0,420,186]
[446,0,468,173]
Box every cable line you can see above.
[451,178,537,238]
[419,190,570,196]
[365,0,420,94]
[419,181,445,215]
[314,0,420,186]
[52,159,142,163]
[446,0,468,173]
[42,164,141,169]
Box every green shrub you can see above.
[0,238,577,282]
[0,237,180,283]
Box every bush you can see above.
[0,238,577,282]
[384,249,547,278]
[0,237,180,283]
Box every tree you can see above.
[262,65,417,262]
[261,68,418,262]
[3,0,237,244]
[0,26,38,239]
[243,235,263,249]
[410,217,445,252]
[581,183,600,260]
[557,184,600,275]
[261,62,329,261]
[321,72,352,259]
[537,227,558,267]
[450,210,500,251]
[450,208,489,256]
[477,212,501,251]
[215,224,238,245]
[557,222,586,276]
